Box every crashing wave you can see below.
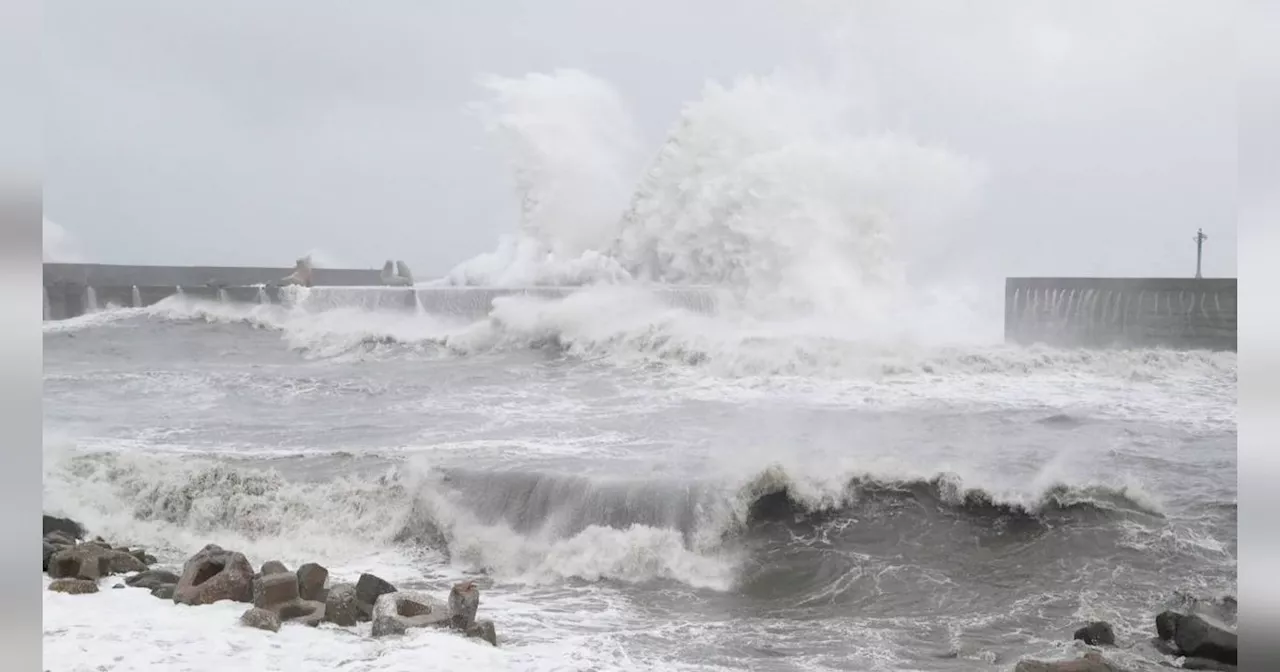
[44,448,1167,591]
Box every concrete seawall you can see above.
[1004,277,1236,351]
[43,263,384,320]
[42,263,720,320]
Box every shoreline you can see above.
[42,514,1238,671]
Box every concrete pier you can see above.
[1004,277,1236,351]
[42,263,720,320]
[43,263,383,320]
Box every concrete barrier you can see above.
[43,263,384,320]
[42,263,721,320]
[1004,277,1236,351]
[43,263,382,289]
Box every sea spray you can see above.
[440,69,645,287]
[442,67,990,348]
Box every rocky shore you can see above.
[42,514,498,646]
[44,514,1237,669]
[1012,598,1237,671]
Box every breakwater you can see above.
[42,263,720,320]
[43,263,383,320]
[1004,277,1237,351]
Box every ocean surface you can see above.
[41,289,1236,672]
[43,66,1236,671]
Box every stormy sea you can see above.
[41,70,1236,671]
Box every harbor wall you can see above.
[42,263,719,320]
[43,263,383,320]
[1004,277,1236,351]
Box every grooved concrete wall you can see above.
[41,264,722,320]
[43,263,384,320]
[43,263,382,288]
[1004,277,1236,351]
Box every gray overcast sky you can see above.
[45,0,1237,280]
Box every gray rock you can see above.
[1155,610,1181,641]
[44,530,77,547]
[260,560,289,576]
[43,542,56,571]
[323,583,359,626]
[150,584,176,600]
[1173,614,1236,666]
[355,573,396,621]
[296,563,328,602]
[172,544,254,606]
[370,591,449,638]
[1013,651,1123,672]
[465,619,498,646]
[48,578,99,595]
[1073,621,1115,647]
[48,548,110,580]
[125,569,181,590]
[252,571,299,610]
[128,548,152,566]
[356,573,396,607]
[277,598,325,627]
[240,607,281,633]
[43,514,84,540]
[448,581,480,630]
[49,543,147,579]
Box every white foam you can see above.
[43,576,709,672]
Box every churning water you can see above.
[42,69,1235,672]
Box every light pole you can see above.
[1193,228,1207,279]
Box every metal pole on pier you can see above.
[1193,228,1207,279]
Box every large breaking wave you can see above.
[43,443,1166,593]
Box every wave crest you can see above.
[741,469,1165,525]
[45,444,1166,592]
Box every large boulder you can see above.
[296,563,328,602]
[49,543,147,579]
[1072,621,1115,647]
[355,573,397,621]
[252,572,299,610]
[127,548,157,566]
[125,569,181,590]
[48,578,99,595]
[1173,614,1236,666]
[448,581,480,630]
[324,583,359,626]
[1013,651,1123,672]
[370,591,449,638]
[42,542,56,571]
[48,548,110,580]
[260,560,290,576]
[1155,610,1181,641]
[172,544,254,606]
[240,607,281,633]
[466,619,498,646]
[43,514,85,540]
[277,599,325,627]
